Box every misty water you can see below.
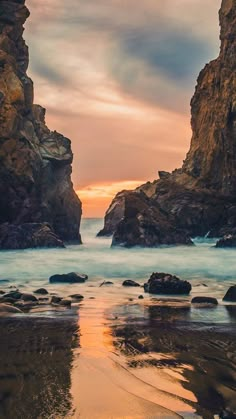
[0,218,235,322]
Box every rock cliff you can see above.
[0,0,82,247]
[98,0,236,247]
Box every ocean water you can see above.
[0,218,235,286]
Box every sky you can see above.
[25,0,221,217]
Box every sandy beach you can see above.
[0,289,236,419]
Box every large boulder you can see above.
[49,272,88,284]
[144,272,192,295]
[0,223,65,250]
[223,286,236,302]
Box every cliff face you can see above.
[0,0,82,245]
[99,0,236,247]
[182,0,236,194]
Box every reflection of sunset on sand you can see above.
[71,298,196,418]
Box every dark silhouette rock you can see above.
[216,235,236,248]
[191,296,218,306]
[51,296,62,304]
[0,223,65,249]
[0,0,82,248]
[69,294,84,300]
[122,280,140,287]
[144,273,191,295]
[138,295,144,299]
[34,288,49,295]
[60,299,71,307]
[223,286,236,302]
[49,272,88,284]
[21,293,38,302]
[3,291,22,300]
[99,0,236,247]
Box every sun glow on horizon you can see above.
[77,180,146,217]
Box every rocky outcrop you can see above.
[0,222,65,249]
[98,0,236,247]
[0,0,82,248]
[49,272,88,284]
[223,285,236,302]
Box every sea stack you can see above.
[0,0,82,248]
[98,0,236,247]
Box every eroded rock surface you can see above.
[98,0,236,247]
[0,0,82,248]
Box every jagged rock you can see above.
[0,223,65,249]
[122,280,140,287]
[0,0,82,247]
[49,272,88,284]
[144,273,192,295]
[34,288,48,295]
[223,286,236,302]
[191,296,218,306]
[99,0,236,247]
[216,235,236,248]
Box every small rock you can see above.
[129,298,133,301]
[70,294,84,300]
[60,299,71,307]
[191,296,218,306]
[34,288,48,295]
[122,280,140,287]
[223,285,236,302]
[0,291,5,295]
[38,297,49,302]
[49,272,88,284]
[138,295,144,299]
[21,293,38,302]
[51,296,62,304]
[3,291,22,300]
[100,281,114,287]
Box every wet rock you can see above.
[34,288,49,295]
[122,280,140,287]
[0,223,65,250]
[0,297,17,304]
[60,299,71,307]
[144,273,192,295]
[223,286,236,302]
[216,235,236,248]
[70,294,84,300]
[20,293,38,302]
[3,291,22,300]
[0,291,5,295]
[49,272,88,284]
[0,304,23,314]
[51,296,62,304]
[191,296,218,306]
[99,281,114,287]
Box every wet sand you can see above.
[0,293,236,418]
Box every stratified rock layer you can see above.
[98,0,236,247]
[0,0,82,246]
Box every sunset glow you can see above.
[25,0,221,217]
